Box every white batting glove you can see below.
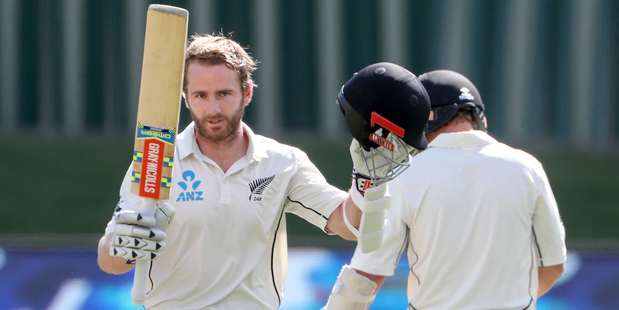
[109,202,175,263]
[349,137,402,253]
[350,138,390,178]
[350,139,383,192]
[349,136,412,193]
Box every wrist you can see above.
[349,181,365,206]
[352,169,373,193]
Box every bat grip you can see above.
[131,198,157,306]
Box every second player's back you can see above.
[391,131,543,309]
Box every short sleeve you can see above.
[284,151,348,232]
[531,164,567,266]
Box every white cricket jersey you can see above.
[350,131,566,310]
[105,122,348,309]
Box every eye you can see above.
[219,91,231,97]
[195,93,206,99]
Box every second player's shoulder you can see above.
[402,148,439,173]
[490,142,544,169]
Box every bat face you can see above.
[130,5,188,201]
[132,124,176,199]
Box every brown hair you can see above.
[451,108,476,125]
[184,33,257,92]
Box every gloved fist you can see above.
[350,139,384,177]
[350,138,410,192]
[109,202,175,263]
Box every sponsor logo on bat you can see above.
[136,123,176,144]
[140,139,165,198]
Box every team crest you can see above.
[248,175,275,201]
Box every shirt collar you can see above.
[176,122,268,161]
[428,130,498,149]
[243,123,269,161]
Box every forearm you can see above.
[325,195,361,240]
[354,269,386,293]
[537,272,555,297]
[343,194,363,237]
[97,232,135,275]
[537,264,564,297]
[326,183,391,254]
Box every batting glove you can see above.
[109,202,175,263]
[349,138,401,252]
[350,138,411,193]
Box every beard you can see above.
[190,100,246,143]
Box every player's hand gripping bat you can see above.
[129,4,187,306]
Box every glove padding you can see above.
[322,265,377,310]
[109,202,175,262]
[344,183,390,253]
[350,138,391,178]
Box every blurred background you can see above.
[0,0,618,309]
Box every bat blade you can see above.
[130,4,188,306]
[131,4,187,201]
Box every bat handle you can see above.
[131,198,157,306]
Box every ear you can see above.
[182,92,190,109]
[243,83,253,106]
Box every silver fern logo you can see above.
[248,175,275,201]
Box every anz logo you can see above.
[176,170,204,202]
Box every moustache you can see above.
[201,114,227,122]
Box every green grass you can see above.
[1,137,617,247]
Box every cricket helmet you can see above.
[418,70,487,133]
[337,62,431,151]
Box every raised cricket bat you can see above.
[130,4,188,306]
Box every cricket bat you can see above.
[130,4,188,306]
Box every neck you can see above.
[195,125,249,173]
[427,120,476,143]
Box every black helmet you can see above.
[338,62,431,151]
[418,70,487,133]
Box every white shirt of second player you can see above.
[350,131,566,310]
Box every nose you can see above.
[204,98,222,115]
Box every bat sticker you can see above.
[139,139,165,198]
[136,123,176,144]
